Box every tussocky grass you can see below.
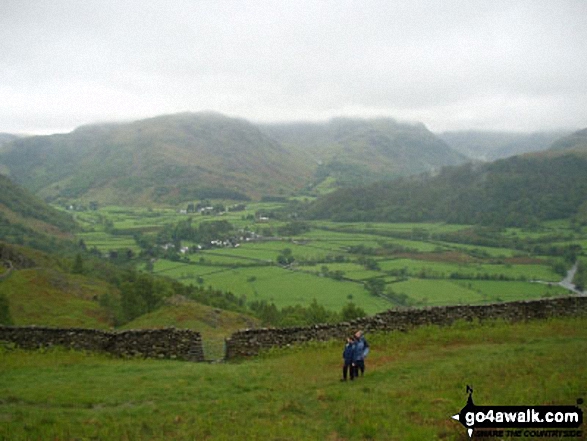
[1,316,586,440]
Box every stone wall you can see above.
[0,326,205,362]
[3,296,585,362]
[225,296,587,359]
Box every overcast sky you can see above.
[1,0,586,134]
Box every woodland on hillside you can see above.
[307,152,587,227]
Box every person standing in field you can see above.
[341,336,356,381]
[353,330,369,378]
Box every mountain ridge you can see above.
[307,137,587,226]
[260,117,467,187]
[548,128,587,152]
[439,130,570,161]
[0,112,312,204]
[0,112,467,204]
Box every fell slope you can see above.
[439,130,569,161]
[0,112,313,204]
[262,117,466,188]
[0,174,76,245]
[0,133,19,148]
[308,146,587,226]
[549,127,587,152]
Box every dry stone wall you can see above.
[2,296,585,362]
[225,296,587,359]
[0,326,204,361]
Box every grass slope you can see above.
[261,117,466,188]
[308,150,587,226]
[1,268,115,329]
[122,298,260,359]
[0,112,312,204]
[0,174,75,239]
[1,316,585,440]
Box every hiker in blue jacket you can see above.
[341,336,356,381]
[353,330,369,378]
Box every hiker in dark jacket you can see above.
[341,337,356,381]
[353,330,369,377]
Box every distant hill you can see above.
[0,112,314,204]
[0,174,76,247]
[439,130,570,161]
[0,114,469,204]
[0,133,19,146]
[0,134,20,174]
[261,118,467,188]
[548,128,587,152]
[307,148,587,226]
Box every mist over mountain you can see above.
[307,134,587,227]
[0,113,467,204]
[261,118,467,187]
[548,128,587,152]
[0,133,20,146]
[438,130,570,161]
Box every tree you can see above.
[136,274,158,312]
[364,278,386,296]
[305,299,334,324]
[0,293,13,325]
[72,253,84,274]
[341,302,366,321]
[120,281,147,322]
[277,248,295,266]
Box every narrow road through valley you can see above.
[532,261,585,296]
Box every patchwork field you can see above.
[73,204,586,316]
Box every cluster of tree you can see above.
[319,265,346,280]
[412,227,582,260]
[358,256,380,271]
[276,248,295,266]
[186,200,226,213]
[156,219,234,246]
[70,251,248,325]
[295,253,348,266]
[363,278,414,307]
[307,153,587,227]
[447,272,528,282]
[249,299,366,327]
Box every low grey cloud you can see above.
[1,0,586,134]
